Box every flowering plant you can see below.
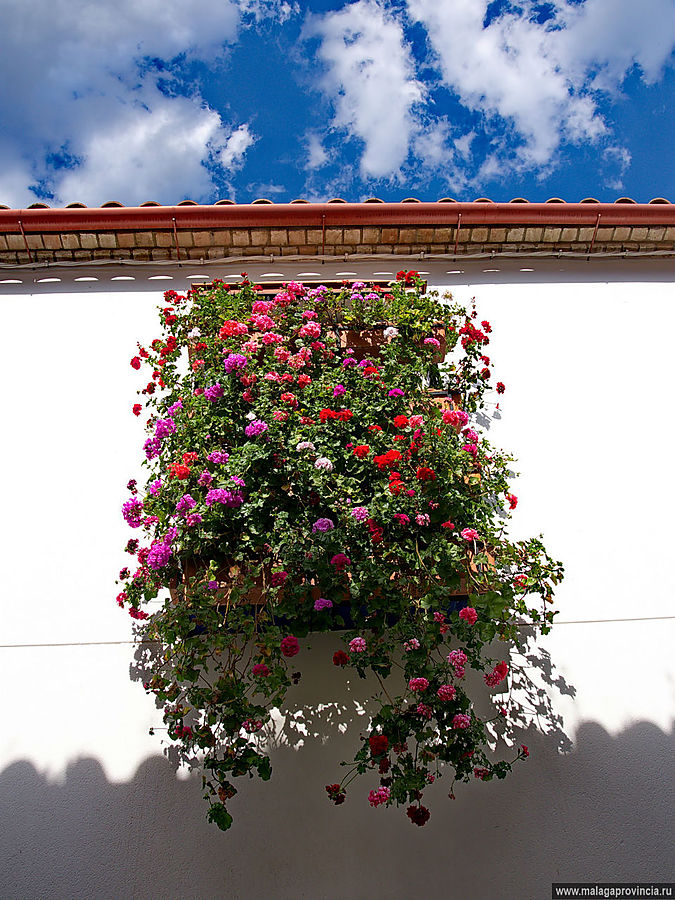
[118,272,562,830]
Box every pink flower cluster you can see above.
[408,677,429,692]
[448,649,467,678]
[436,684,457,701]
[452,713,471,730]
[459,607,478,625]
[368,786,391,808]
[349,637,367,653]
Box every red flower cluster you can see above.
[374,449,403,469]
[133,403,142,416]
[389,471,404,495]
[365,518,384,543]
[352,445,370,458]
[325,783,346,805]
[496,382,506,394]
[219,319,248,338]
[369,734,389,757]
[458,322,488,349]
[484,661,509,687]
[396,270,419,285]
[416,466,436,481]
[169,463,190,479]
[393,415,409,428]
[280,635,300,657]
[130,356,141,370]
[333,651,350,666]
[406,805,430,826]
[319,408,353,423]
[160,335,178,357]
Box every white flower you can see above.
[314,456,333,472]
[246,411,256,420]
[384,326,399,339]
[296,441,315,451]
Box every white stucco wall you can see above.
[1,260,673,899]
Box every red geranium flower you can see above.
[280,635,300,657]
[333,651,350,666]
[369,735,389,756]
[393,415,409,428]
[416,466,436,481]
[132,403,142,416]
[496,382,505,394]
[406,805,430,826]
[352,445,370,458]
[374,449,403,469]
[130,357,141,370]
[169,463,190,479]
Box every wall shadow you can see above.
[2,667,673,900]
[1,721,672,900]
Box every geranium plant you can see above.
[117,273,563,831]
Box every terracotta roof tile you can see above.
[0,198,673,267]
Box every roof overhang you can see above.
[1,200,674,267]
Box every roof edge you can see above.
[1,201,675,233]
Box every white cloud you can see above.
[407,0,605,169]
[219,124,256,170]
[0,0,259,206]
[305,0,424,179]
[305,133,329,171]
[407,0,675,175]
[555,0,675,87]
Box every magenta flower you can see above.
[314,597,333,611]
[330,553,351,571]
[349,637,367,653]
[461,527,479,542]
[122,497,144,528]
[408,677,429,692]
[312,517,334,533]
[350,506,369,522]
[204,383,224,402]
[175,494,197,514]
[223,352,248,373]
[245,419,268,438]
[207,451,230,464]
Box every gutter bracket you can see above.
[172,217,182,263]
[18,220,34,264]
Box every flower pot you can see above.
[330,323,447,363]
[169,558,271,607]
[334,325,390,361]
[448,548,496,597]
[425,388,462,411]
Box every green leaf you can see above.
[207,803,233,831]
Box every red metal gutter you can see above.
[0,202,674,233]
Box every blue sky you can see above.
[1,0,673,207]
